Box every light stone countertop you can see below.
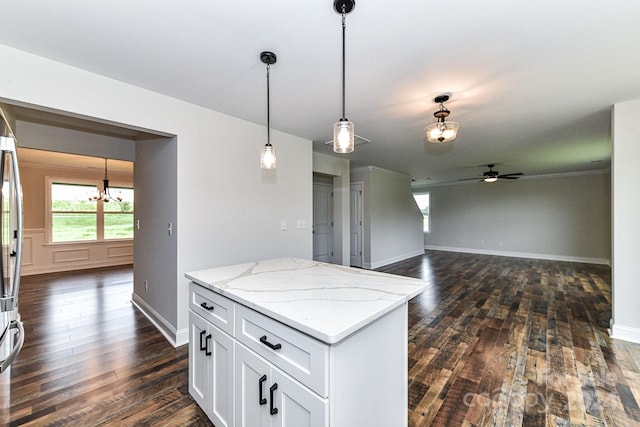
[185,257,428,344]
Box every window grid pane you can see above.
[52,213,97,242]
[104,213,134,239]
[104,188,134,212]
[51,183,97,212]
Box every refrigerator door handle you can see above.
[9,137,23,308]
[0,135,23,312]
[0,319,24,373]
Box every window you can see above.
[413,192,430,233]
[50,180,134,243]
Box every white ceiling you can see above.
[1,0,639,185]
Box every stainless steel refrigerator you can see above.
[0,112,23,374]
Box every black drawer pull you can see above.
[205,334,212,356]
[260,335,282,350]
[200,302,214,311]
[199,330,207,351]
[269,383,278,415]
[258,374,267,405]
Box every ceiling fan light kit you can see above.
[426,94,460,143]
[483,164,522,183]
[457,164,524,183]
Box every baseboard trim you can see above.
[364,249,426,270]
[423,245,610,265]
[610,323,640,344]
[131,293,188,348]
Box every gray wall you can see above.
[15,120,135,161]
[133,136,178,335]
[421,172,611,263]
[351,167,425,269]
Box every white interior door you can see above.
[350,182,363,267]
[313,183,333,263]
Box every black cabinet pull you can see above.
[269,383,278,415]
[205,334,212,356]
[199,330,207,351]
[200,302,214,311]
[260,335,282,350]
[258,374,267,405]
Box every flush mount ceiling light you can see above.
[260,51,277,169]
[333,0,356,154]
[91,158,122,202]
[425,94,459,143]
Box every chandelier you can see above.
[425,94,459,143]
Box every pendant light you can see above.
[333,0,356,154]
[260,51,277,169]
[425,94,460,143]
[91,158,122,202]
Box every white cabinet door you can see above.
[189,311,234,427]
[209,324,234,427]
[236,343,271,427]
[189,311,209,411]
[236,342,328,427]
[271,368,327,427]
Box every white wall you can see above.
[611,100,640,344]
[420,172,611,264]
[0,43,313,346]
[351,166,425,269]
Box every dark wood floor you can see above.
[377,251,640,426]
[0,265,210,426]
[1,251,639,426]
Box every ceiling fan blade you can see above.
[498,173,523,178]
[458,177,482,182]
[498,175,521,180]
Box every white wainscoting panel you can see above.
[22,228,133,275]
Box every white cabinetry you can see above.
[187,258,425,427]
[188,284,234,427]
[235,342,327,427]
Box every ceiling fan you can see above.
[460,164,524,183]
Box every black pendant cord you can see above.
[266,63,271,146]
[341,11,347,121]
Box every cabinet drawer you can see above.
[189,282,235,336]
[235,304,328,397]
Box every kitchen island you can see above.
[185,257,428,427]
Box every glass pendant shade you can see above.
[260,144,276,169]
[333,120,354,153]
[425,120,459,143]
